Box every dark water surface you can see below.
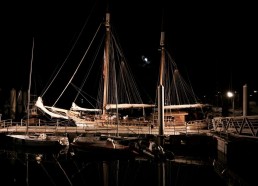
[1,133,256,186]
[0,145,228,186]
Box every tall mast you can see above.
[159,32,165,85]
[158,9,165,146]
[26,37,34,135]
[158,32,165,138]
[159,8,165,86]
[102,12,111,117]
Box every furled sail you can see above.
[35,97,69,119]
[106,103,155,110]
[163,103,208,110]
[70,102,101,112]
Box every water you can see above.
[0,144,227,186]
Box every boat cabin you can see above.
[152,111,188,126]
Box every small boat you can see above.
[6,38,69,149]
[131,138,175,161]
[6,133,69,148]
[70,134,138,159]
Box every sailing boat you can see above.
[35,5,155,128]
[6,38,69,148]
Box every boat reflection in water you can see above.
[0,143,227,186]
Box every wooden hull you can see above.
[6,134,69,148]
[71,136,137,159]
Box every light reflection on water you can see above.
[0,145,227,186]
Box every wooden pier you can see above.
[0,123,208,136]
[1,115,258,138]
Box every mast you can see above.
[26,37,34,135]
[159,32,165,86]
[102,12,110,118]
[103,10,119,136]
[158,10,165,146]
[158,32,165,138]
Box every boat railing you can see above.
[0,119,15,128]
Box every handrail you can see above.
[211,115,258,138]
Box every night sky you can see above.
[1,1,257,104]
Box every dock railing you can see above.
[0,118,210,136]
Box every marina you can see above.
[1,1,257,185]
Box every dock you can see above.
[1,115,258,137]
[0,120,209,136]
